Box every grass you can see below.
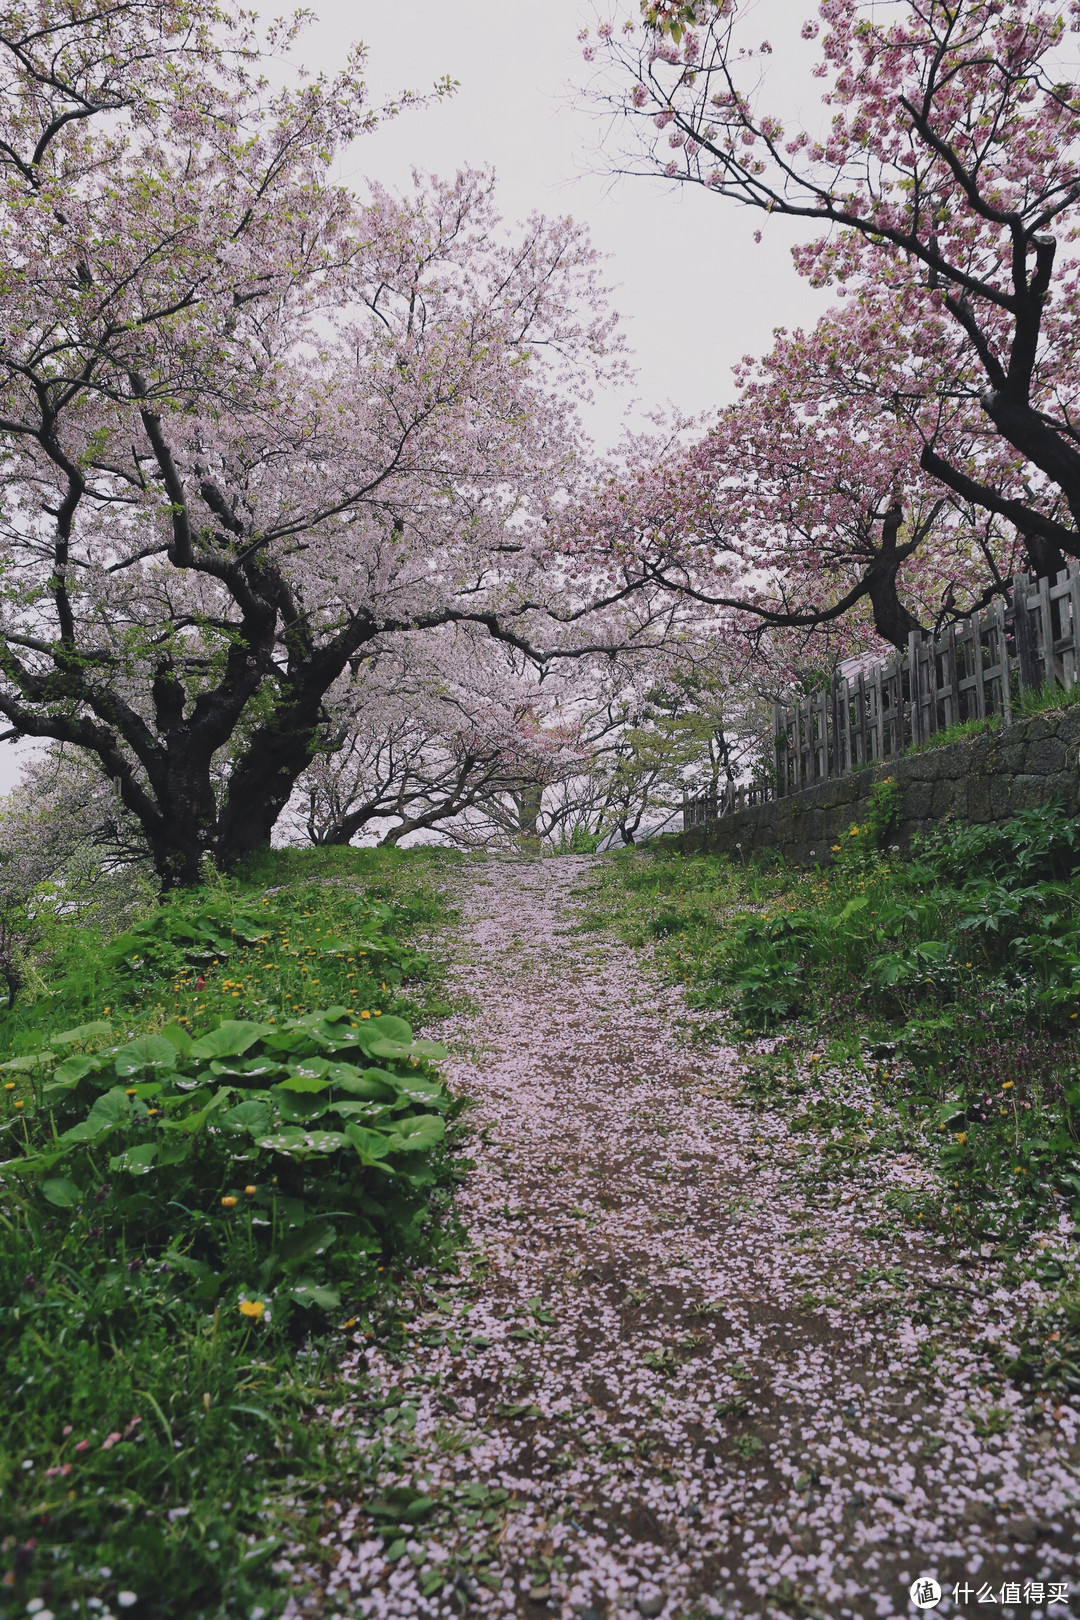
[0,844,465,1619]
[590,804,1080,1388]
[902,675,1080,755]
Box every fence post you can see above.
[971,607,986,720]
[1013,572,1039,695]
[1066,563,1080,692]
[906,631,921,746]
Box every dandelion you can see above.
[244,1185,256,1196]
[125,1088,137,1097]
[1002,1080,1014,1090]
[360,1010,371,1019]
[3,1082,13,1091]
[239,1299,265,1319]
[221,1195,238,1208]
[14,1099,23,1109]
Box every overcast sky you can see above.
[301,0,829,444]
[0,0,831,794]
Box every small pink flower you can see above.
[74,1439,90,1453]
[101,1432,123,1451]
[62,1425,72,1437]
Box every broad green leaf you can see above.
[409,1039,448,1060]
[275,1074,330,1094]
[831,896,869,927]
[51,1052,105,1087]
[58,1087,132,1144]
[394,1076,444,1104]
[189,1021,274,1060]
[52,1020,113,1047]
[41,1177,81,1208]
[220,1100,272,1135]
[109,1142,159,1175]
[271,1088,331,1123]
[368,1015,412,1042]
[256,1128,347,1156]
[332,1100,391,1121]
[162,1087,231,1135]
[278,1220,336,1264]
[385,1113,445,1152]
[333,1068,398,1101]
[323,1060,368,1085]
[1,1051,56,1073]
[288,1281,341,1311]
[159,1023,193,1055]
[114,1035,179,1077]
[365,1037,415,1060]
[344,1122,394,1163]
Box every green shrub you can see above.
[595,809,1080,1239]
[0,848,460,1616]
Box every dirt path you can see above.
[314,857,1080,1620]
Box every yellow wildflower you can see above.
[239,1299,265,1319]
[244,1185,256,1196]
[221,1195,238,1208]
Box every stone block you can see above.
[931,780,960,818]
[1024,736,1067,774]
[903,779,934,820]
[964,774,994,823]
[1019,712,1055,744]
[994,742,1027,776]
[1009,774,1055,812]
[989,774,1015,820]
[899,753,938,783]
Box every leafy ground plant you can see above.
[593,807,1080,1242]
[0,845,463,1618]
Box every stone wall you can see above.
[678,705,1080,866]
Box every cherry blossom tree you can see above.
[0,0,634,887]
[286,628,588,848]
[587,0,1080,582]
[578,317,1023,652]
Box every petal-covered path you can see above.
[314,857,1080,1620]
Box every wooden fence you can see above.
[683,564,1080,829]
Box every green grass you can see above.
[0,845,464,1618]
[593,807,1080,1242]
[905,677,1080,755]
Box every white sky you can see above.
[0,0,830,795]
[304,0,828,445]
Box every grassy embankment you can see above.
[591,793,1080,1394]
[0,844,465,1619]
